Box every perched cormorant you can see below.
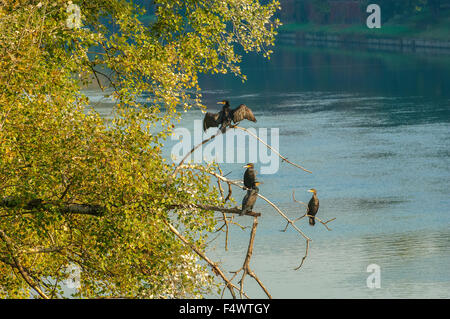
[240,183,260,216]
[203,100,256,132]
[243,163,256,189]
[307,188,319,226]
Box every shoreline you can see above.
[278,30,450,54]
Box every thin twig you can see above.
[0,229,49,299]
[234,126,312,174]
[230,217,271,299]
[171,128,229,178]
[292,190,308,208]
[217,164,232,203]
[218,166,229,250]
[169,203,261,217]
[306,214,336,231]
[294,239,310,271]
[163,220,240,299]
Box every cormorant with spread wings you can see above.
[203,100,256,132]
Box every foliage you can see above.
[0,0,280,298]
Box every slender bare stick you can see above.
[169,203,261,217]
[216,165,230,250]
[0,229,49,299]
[217,165,232,203]
[234,126,312,174]
[163,220,239,299]
[171,128,229,178]
[292,191,308,208]
[214,217,247,231]
[172,123,311,179]
[294,239,310,270]
[283,190,308,231]
[282,214,306,232]
[245,218,271,298]
[216,172,225,200]
[224,181,233,202]
[220,212,230,251]
[306,215,336,231]
[230,217,271,299]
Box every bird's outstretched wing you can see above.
[203,112,221,131]
[232,104,256,123]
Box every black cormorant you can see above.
[307,188,319,226]
[243,163,256,189]
[203,100,256,132]
[240,183,260,216]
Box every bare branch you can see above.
[217,165,232,203]
[171,127,230,178]
[23,246,63,254]
[230,217,271,299]
[294,239,310,271]
[0,198,105,217]
[306,214,336,231]
[169,203,260,217]
[171,123,312,179]
[163,220,241,299]
[216,165,231,250]
[0,229,49,299]
[292,190,308,207]
[234,126,312,174]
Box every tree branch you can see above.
[171,127,230,178]
[163,220,242,299]
[0,229,49,299]
[177,165,314,273]
[230,217,271,299]
[234,125,312,174]
[169,203,260,217]
[0,198,105,217]
[294,239,310,271]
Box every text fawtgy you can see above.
[179,303,270,316]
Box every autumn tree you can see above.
[0,0,281,298]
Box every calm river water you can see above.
[88,41,450,298]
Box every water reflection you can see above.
[194,42,450,298]
[86,40,450,298]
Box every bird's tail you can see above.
[309,217,315,226]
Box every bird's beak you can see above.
[307,189,313,193]
[255,182,261,186]
[217,101,225,105]
[243,164,250,168]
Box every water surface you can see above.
[90,42,450,298]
